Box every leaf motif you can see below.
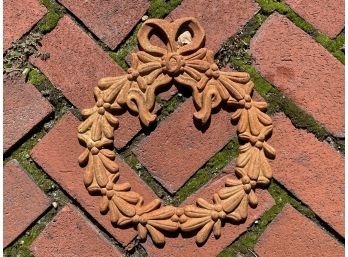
[180,216,211,232]
[83,157,94,187]
[236,146,252,168]
[226,195,248,221]
[247,147,260,180]
[184,205,212,218]
[117,215,132,226]
[253,101,268,111]
[221,188,245,213]
[196,220,214,244]
[218,184,244,200]
[259,150,273,179]
[104,112,119,127]
[146,224,165,245]
[137,223,148,240]
[225,178,243,187]
[218,75,244,100]
[196,198,214,210]
[81,106,97,117]
[109,201,119,224]
[213,219,221,238]
[100,149,116,159]
[114,182,131,191]
[147,219,178,232]
[112,195,136,217]
[116,191,140,204]
[98,76,121,89]
[93,155,108,187]
[98,153,119,173]
[237,110,248,133]
[257,109,272,125]
[91,115,102,141]
[78,149,90,166]
[78,114,95,133]
[248,108,261,136]
[137,199,161,215]
[248,190,258,207]
[263,142,276,159]
[100,196,109,214]
[143,206,176,220]
[103,77,128,103]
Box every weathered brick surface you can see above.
[250,13,344,136]
[4,0,47,50]
[255,204,344,257]
[31,112,158,246]
[30,16,123,110]
[144,162,275,257]
[269,113,344,236]
[167,0,260,53]
[4,73,53,153]
[58,0,149,49]
[4,160,50,247]
[30,204,123,257]
[133,98,236,193]
[30,16,142,150]
[284,0,344,38]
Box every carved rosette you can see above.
[77,17,275,246]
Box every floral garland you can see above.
[78,17,275,246]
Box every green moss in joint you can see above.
[232,59,330,141]
[121,150,170,201]
[148,0,182,18]
[109,0,183,69]
[109,25,141,70]
[174,137,240,204]
[28,68,73,120]
[38,0,64,34]
[11,132,54,193]
[217,181,320,257]
[3,208,60,257]
[256,0,344,64]
[28,69,46,86]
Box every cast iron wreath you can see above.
[77,17,275,246]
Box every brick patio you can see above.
[3,0,344,256]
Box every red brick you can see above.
[30,16,141,150]
[58,0,149,49]
[144,163,275,257]
[133,98,236,193]
[114,103,161,150]
[4,0,47,50]
[284,0,344,38]
[269,113,344,236]
[30,204,123,257]
[4,73,53,153]
[255,204,344,257]
[4,160,50,247]
[30,112,159,246]
[30,16,123,110]
[167,0,259,53]
[250,13,344,136]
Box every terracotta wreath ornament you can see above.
[77,17,275,246]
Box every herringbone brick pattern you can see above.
[3,0,344,256]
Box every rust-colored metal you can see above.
[77,17,275,246]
